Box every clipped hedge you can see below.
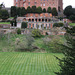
[53,23,64,27]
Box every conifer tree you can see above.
[56,26,75,75]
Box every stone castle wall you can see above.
[14,0,63,11]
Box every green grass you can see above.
[0,22,10,24]
[69,23,75,26]
[0,52,64,75]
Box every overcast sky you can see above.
[0,0,75,9]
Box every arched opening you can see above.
[32,19,34,22]
[35,19,37,22]
[29,19,31,22]
[45,19,47,22]
[39,19,41,22]
[42,19,44,22]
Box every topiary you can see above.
[17,28,21,34]
[53,23,64,27]
[32,29,41,38]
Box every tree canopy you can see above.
[56,26,75,75]
[43,8,46,13]
[0,9,9,20]
[52,8,58,16]
[47,7,51,13]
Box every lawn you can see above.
[0,22,10,24]
[0,52,64,75]
[69,23,75,26]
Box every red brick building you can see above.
[14,0,63,11]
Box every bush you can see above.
[69,15,75,20]
[58,23,64,27]
[53,23,64,27]
[21,22,27,29]
[15,34,34,51]
[46,32,48,35]
[53,23,58,27]
[32,29,41,38]
[42,35,63,53]
[17,28,21,34]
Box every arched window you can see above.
[39,19,41,22]
[35,19,37,22]
[42,19,44,22]
[29,19,31,22]
[45,19,47,22]
[32,19,34,22]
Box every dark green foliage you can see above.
[32,29,41,37]
[17,28,21,34]
[58,23,64,27]
[52,8,58,16]
[64,5,75,20]
[46,32,48,35]
[56,26,75,75]
[64,5,73,17]
[21,22,27,29]
[10,20,17,26]
[0,9,9,20]
[11,6,26,17]
[69,15,75,20]
[53,23,64,27]
[31,6,37,13]
[43,8,46,13]
[58,17,63,20]
[16,7,21,16]
[47,7,51,13]
[21,7,26,16]
[53,23,58,27]
[11,6,17,17]
[27,6,32,13]
[37,7,42,14]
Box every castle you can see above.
[13,0,63,29]
[14,0,63,11]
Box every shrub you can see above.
[21,22,27,29]
[17,28,21,34]
[53,23,58,27]
[42,35,63,53]
[32,29,41,38]
[53,23,64,27]
[46,32,48,35]
[58,23,64,27]
[15,34,34,51]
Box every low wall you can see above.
[0,24,11,29]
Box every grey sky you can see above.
[0,0,75,9]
